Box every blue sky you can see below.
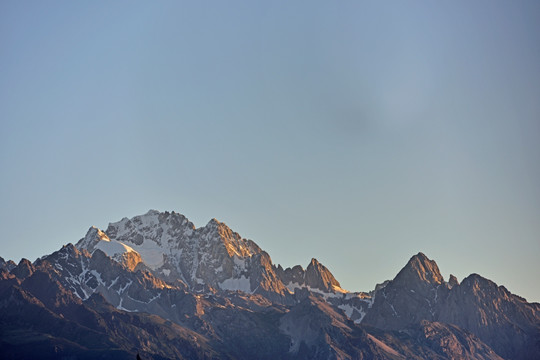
[1,1,540,302]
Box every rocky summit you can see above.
[1,210,539,359]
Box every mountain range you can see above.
[1,209,539,359]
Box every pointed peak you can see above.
[11,258,35,279]
[205,218,229,235]
[76,226,110,251]
[83,226,109,239]
[449,274,459,288]
[305,258,342,292]
[410,252,429,263]
[207,218,222,226]
[86,226,99,235]
[407,252,434,267]
[205,218,234,234]
[17,258,32,267]
[60,243,78,253]
[395,252,444,285]
[306,258,330,273]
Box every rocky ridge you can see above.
[362,252,540,359]
[1,209,539,359]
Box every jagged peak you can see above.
[59,243,80,254]
[207,218,221,226]
[107,210,194,230]
[203,217,234,237]
[38,244,88,266]
[82,226,106,239]
[448,274,459,288]
[75,226,110,251]
[202,219,264,259]
[204,218,233,234]
[103,210,196,248]
[305,258,342,292]
[17,258,32,266]
[279,264,305,272]
[306,258,330,271]
[278,258,344,293]
[0,256,16,272]
[410,252,430,264]
[11,258,35,279]
[105,211,249,244]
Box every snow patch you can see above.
[286,281,302,293]
[89,270,105,287]
[219,276,251,293]
[286,281,350,298]
[108,277,119,289]
[338,304,354,318]
[95,240,135,259]
[125,241,165,270]
[389,303,398,316]
[338,304,367,324]
[118,280,132,295]
[117,297,133,312]
[233,256,246,269]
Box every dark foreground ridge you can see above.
[1,210,539,359]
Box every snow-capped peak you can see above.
[75,226,138,264]
[74,210,268,290]
[76,226,109,251]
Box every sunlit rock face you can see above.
[75,211,279,295]
[394,252,445,285]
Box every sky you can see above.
[1,1,539,302]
